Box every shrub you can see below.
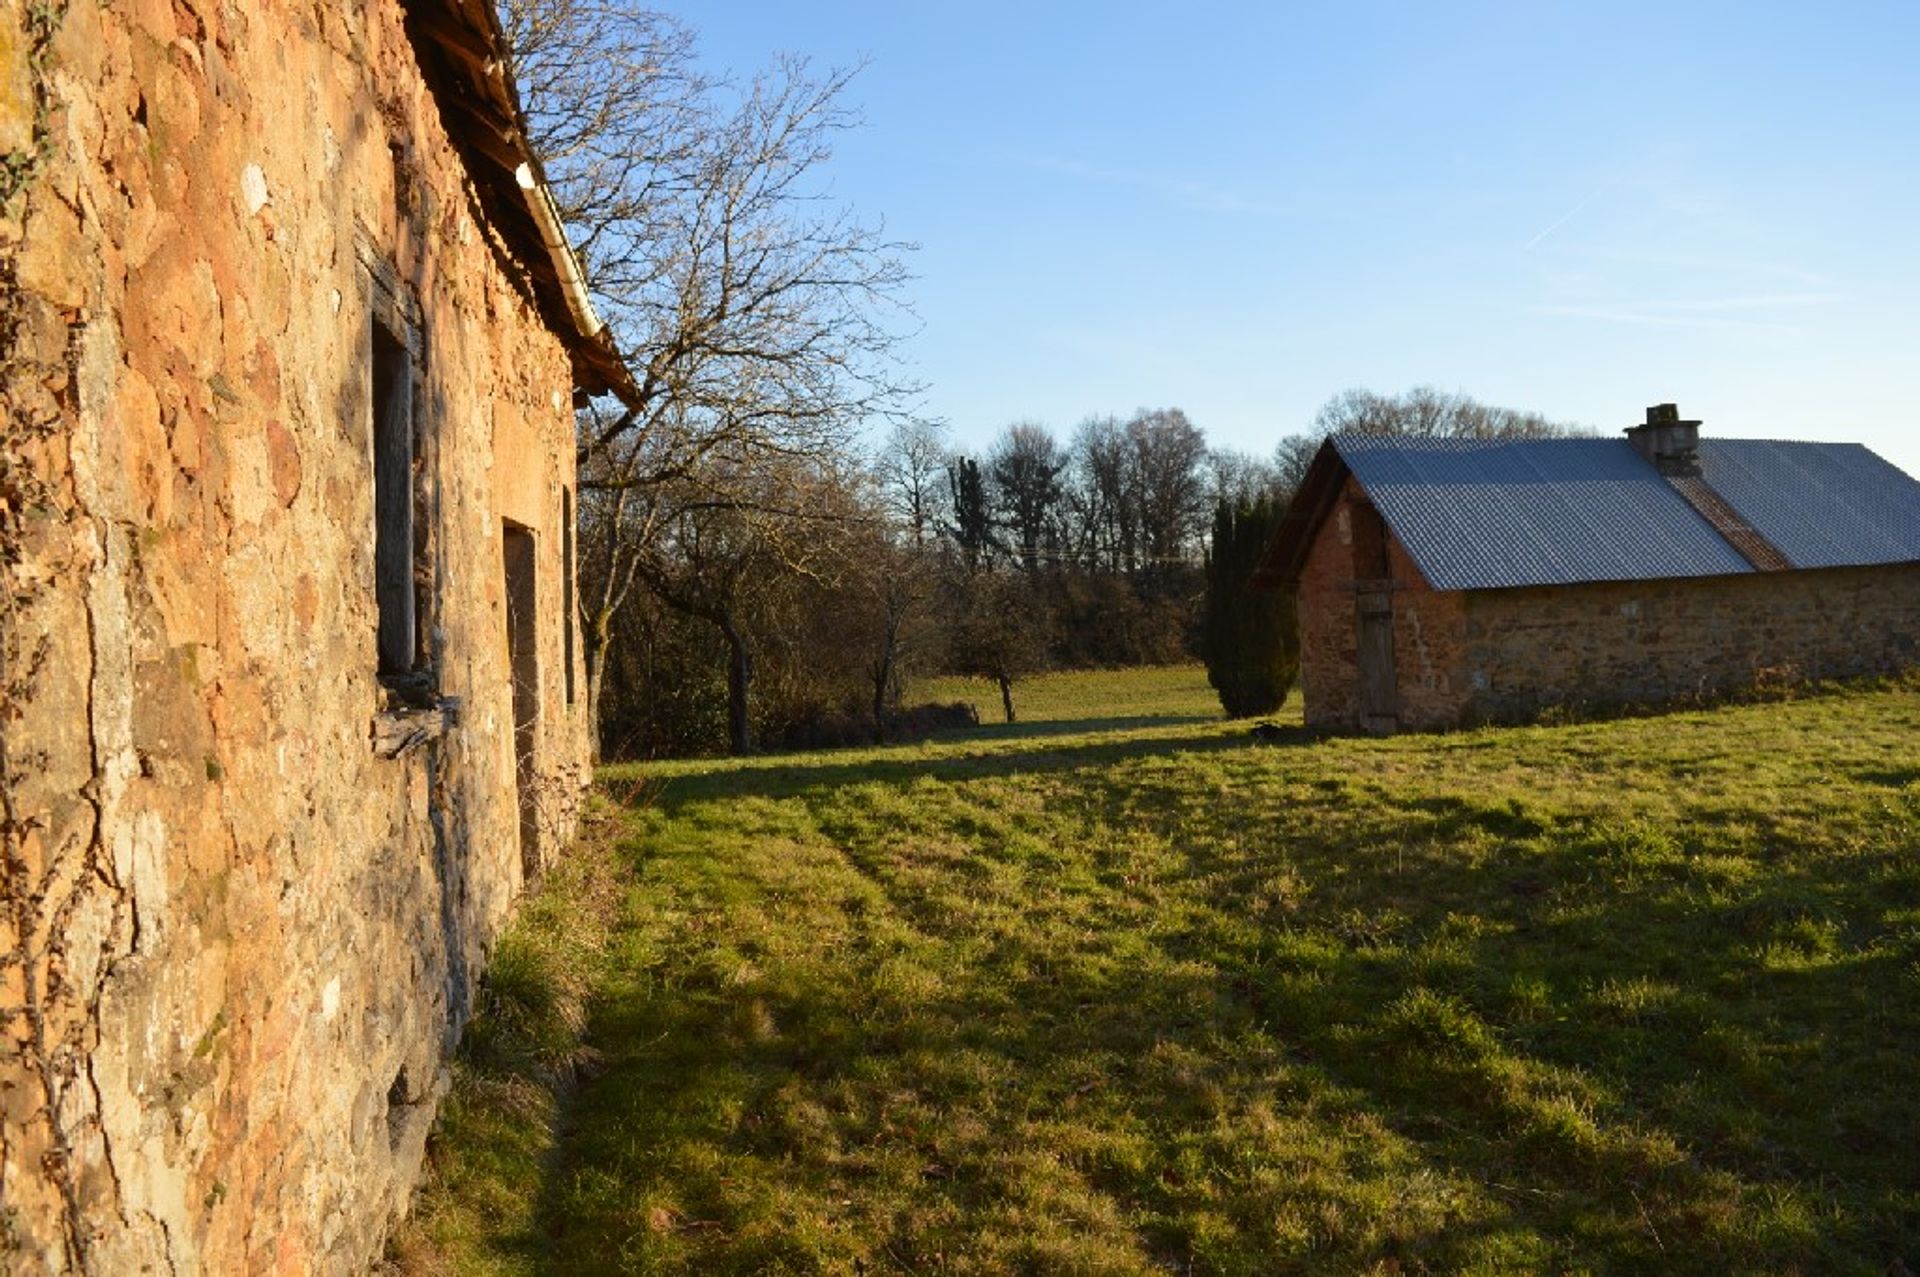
[1202,497,1298,717]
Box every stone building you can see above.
[1255,407,1920,733]
[1,0,634,1271]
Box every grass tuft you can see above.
[387,801,628,1276]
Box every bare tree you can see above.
[847,531,938,737]
[1272,434,1323,506]
[988,422,1066,576]
[875,418,950,547]
[1308,386,1585,441]
[501,2,709,283]
[947,572,1047,724]
[1067,415,1134,574]
[1271,386,1589,508]
[618,456,861,754]
[1205,447,1282,510]
[502,0,918,747]
[1127,407,1210,580]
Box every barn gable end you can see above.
[1294,475,1471,733]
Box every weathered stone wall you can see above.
[1295,476,1470,731]
[1462,563,1920,721]
[1294,471,1920,732]
[2,1,592,1271]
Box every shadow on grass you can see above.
[632,721,1316,812]
[529,746,1920,1274]
[928,711,1220,745]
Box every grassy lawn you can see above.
[399,669,1920,1275]
[911,663,1226,729]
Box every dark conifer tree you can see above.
[1203,497,1298,717]
[946,456,996,573]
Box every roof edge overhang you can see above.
[1250,437,1348,589]
[404,0,642,408]
[1448,555,1920,595]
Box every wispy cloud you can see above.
[1011,152,1291,216]
[1533,292,1836,331]
[1523,177,1623,251]
[1545,245,1835,289]
[1633,293,1834,313]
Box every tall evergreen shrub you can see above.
[1203,497,1298,717]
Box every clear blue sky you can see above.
[684,1,1920,475]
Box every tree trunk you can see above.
[869,597,905,744]
[997,672,1016,724]
[870,652,893,744]
[721,614,753,755]
[582,605,615,764]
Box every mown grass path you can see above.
[401,669,1920,1275]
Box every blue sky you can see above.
[685,2,1920,474]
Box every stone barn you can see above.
[1255,407,1920,733]
[2,1,634,1272]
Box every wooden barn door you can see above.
[1357,589,1398,735]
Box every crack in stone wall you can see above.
[2,3,104,1266]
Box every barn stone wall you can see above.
[1293,475,1920,732]
[2,1,591,1272]
[1462,563,1920,721]
[1295,476,1471,732]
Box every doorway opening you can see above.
[502,520,539,880]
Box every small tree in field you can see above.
[948,573,1047,723]
[1203,497,1297,717]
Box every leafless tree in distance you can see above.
[501,0,919,747]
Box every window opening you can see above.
[503,520,540,877]
[372,319,417,675]
[562,487,576,705]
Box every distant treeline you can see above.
[589,387,1585,758]
[499,3,1588,758]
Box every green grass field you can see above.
[398,666,1920,1275]
[911,664,1226,730]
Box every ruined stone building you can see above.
[1255,407,1920,733]
[2,1,636,1270]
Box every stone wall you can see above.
[1462,563,1920,721]
[2,1,591,1271]
[1293,471,1920,732]
[1295,476,1470,732]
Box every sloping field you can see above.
[400,668,1920,1275]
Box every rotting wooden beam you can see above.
[408,5,500,76]
[371,698,462,760]
[437,93,524,174]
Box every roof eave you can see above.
[404,0,643,409]
[1250,438,1348,589]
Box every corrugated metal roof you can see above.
[1336,435,1757,590]
[1336,433,1920,591]
[1699,440,1920,569]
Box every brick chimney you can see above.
[1626,403,1701,475]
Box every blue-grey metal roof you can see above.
[1334,436,1751,590]
[1699,440,1920,570]
[1335,433,1920,591]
